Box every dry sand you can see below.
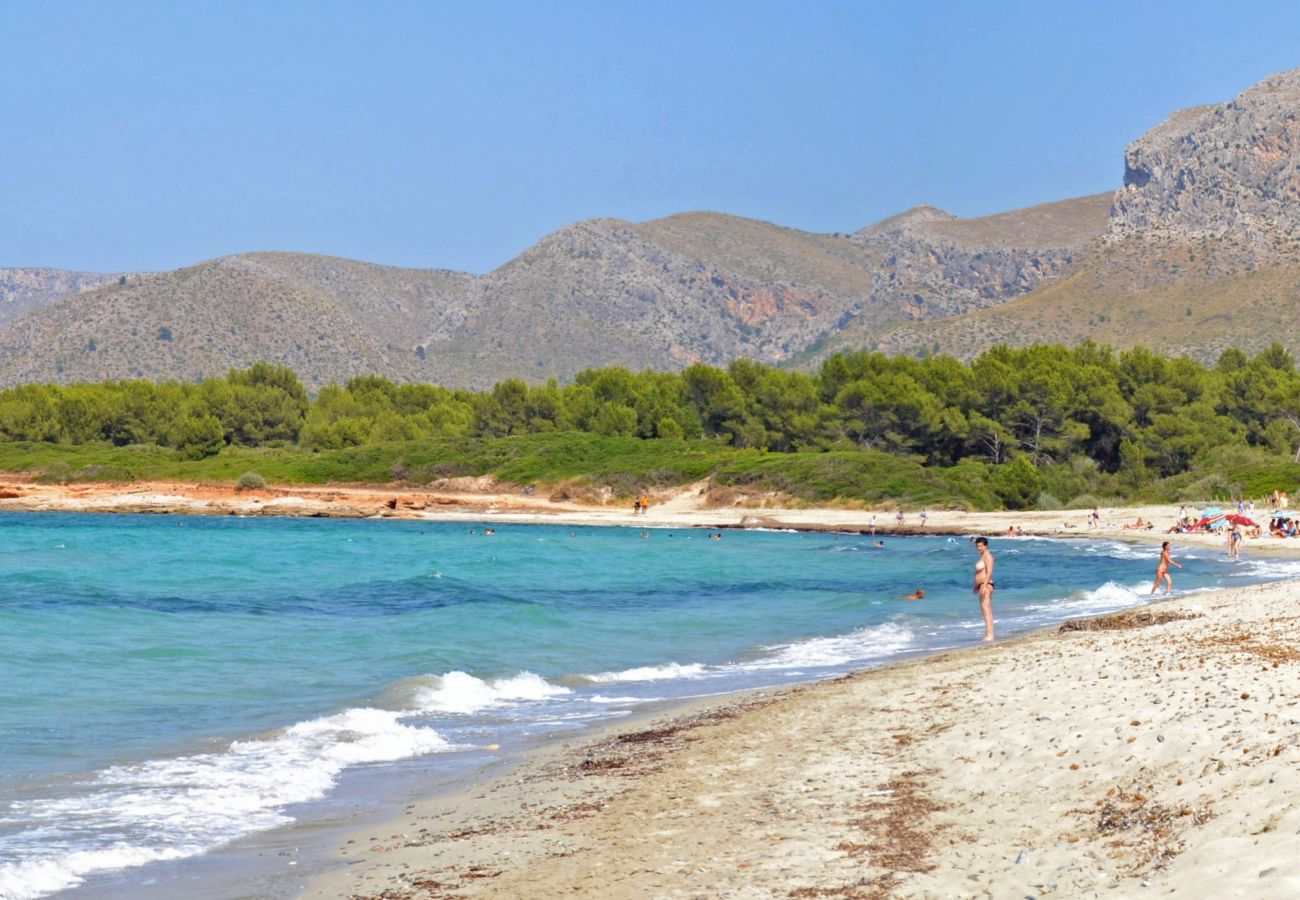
[302,583,1300,899]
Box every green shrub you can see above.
[991,457,1043,510]
[236,470,267,491]
[1065,493,1127,510]
[34,462,135,484]
[1035,491,1062,511]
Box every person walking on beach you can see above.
[1151,541,1181,595]
[1228,524,1243,560]
[973,537,995,641]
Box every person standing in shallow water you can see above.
[973,537,995,641]
[1152,541,1181,594]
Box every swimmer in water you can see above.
[901,588,925,601]
[973,536,995,641]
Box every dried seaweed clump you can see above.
[1196,627,1300,664]
[1082,787,1212,874]
[835,770,944,871]
[1059,610,1201,633]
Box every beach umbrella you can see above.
[1201,506,1223,518]
[1225,513,1257,527]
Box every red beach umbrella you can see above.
[1225,513,1257,527]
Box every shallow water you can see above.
[0,513,1273,898]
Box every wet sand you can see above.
[302,581,1300,899]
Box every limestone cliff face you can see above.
[1109,69,1300,244]
[464,218,850,375]
[868,69,1300,366]
[849,196,1107,320]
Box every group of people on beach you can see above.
[892,509,929,527]
[909,530,1217,644]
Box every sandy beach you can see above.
[300,581,1300,899]
[0,476,1289,556]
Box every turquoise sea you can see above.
[0,512,1286,898]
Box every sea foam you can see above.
[583,662,709,683]
[581,622,918,684]
[0,846,189,900]
[1020,580,1149,617]
[0,707,454,899]
[413,671,571,714]
[745,621,916,670]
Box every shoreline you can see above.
[301,580,1300,898]
[8,487,1296,897]
[0,476,1294,556]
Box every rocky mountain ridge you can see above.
[0,194,1106,388]
[1109,68,1300,249]
[871,68,1300,364]
[6,68,1300,387]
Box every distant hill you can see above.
[0,196,1104,389]
[0,255,475,387]
[0,268,124,326]
[3,68,1300,388]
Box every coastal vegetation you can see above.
[1,345,1299,509]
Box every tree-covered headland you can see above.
[2,343,1300,510]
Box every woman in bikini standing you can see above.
[973,536,995,641]
[1151,541,1181,595]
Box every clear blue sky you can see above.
[4,1,1299,274]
